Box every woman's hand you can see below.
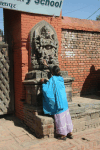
[40,78,44,83]
[43,59,48,67]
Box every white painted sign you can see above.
[0,0,64,16]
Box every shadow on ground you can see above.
[80,65,100,100]
[80,95,100,100]
[0,114,38,138]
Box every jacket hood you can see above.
[53,76,64,82]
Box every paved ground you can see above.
[0,96,100,150]
[72,95,100,104]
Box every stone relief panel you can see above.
[30,20,59,70]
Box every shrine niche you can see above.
[30,20,59,70]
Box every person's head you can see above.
[52,65,61,76]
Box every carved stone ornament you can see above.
[30,20,59,70]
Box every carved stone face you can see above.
[30,21,59,70]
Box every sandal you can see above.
[58,136,67,141]
[67,134,73,139]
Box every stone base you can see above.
[23,97,100,138]
[23,104,54,138]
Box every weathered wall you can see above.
[61,17,100,96]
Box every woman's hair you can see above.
[52,65,61,76]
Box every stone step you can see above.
[69,107,85,115]
[69,102,100,115]
[71,109,100,133]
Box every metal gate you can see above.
[0,42,14,115]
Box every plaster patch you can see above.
[65,51,75,58]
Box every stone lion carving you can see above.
[30,21,59,70]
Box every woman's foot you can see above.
[58,135,67,141]
[67,133,73,139]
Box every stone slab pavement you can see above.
[0,95,100,150]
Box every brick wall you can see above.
[61,29,100,96]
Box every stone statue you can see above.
[30,21,59,70]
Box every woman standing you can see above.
[40,64,73,140]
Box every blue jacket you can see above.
[42,76,68,115]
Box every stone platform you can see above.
[23,95,100,138]
[70,95,100,133]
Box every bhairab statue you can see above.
[30,21,59,70]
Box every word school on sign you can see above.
[34,0,62,8]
